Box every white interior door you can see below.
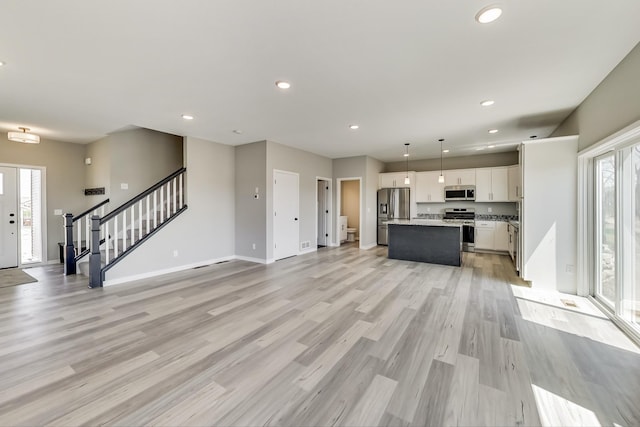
[274,170,299,260]
[0,167,19,268]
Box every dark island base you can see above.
[388,224,461,267]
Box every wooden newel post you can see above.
[89,215,103,288]
[64,213,76,275]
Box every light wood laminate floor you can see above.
[1,246,639,426]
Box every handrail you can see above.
[101,167,186,224]
[72,198,110,223]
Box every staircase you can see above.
[66,168,187,288]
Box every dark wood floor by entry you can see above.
[0,246,638,426]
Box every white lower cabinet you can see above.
[475,220,509,252]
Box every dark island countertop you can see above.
[387,221,462,267]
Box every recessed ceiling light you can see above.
[233,129,243,134]
[488,145,496,148]
[0,61,5,67]
[476,147,486,151]
[480,100,494,107]
[488,129,499,134]
[181,114,194,120]
[476,5,503,24]
[275,81,291,89]
[349,124,359,130]
[442,149,450,153]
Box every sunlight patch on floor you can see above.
[532,384,601,427]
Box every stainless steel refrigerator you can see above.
[377,188,410,245]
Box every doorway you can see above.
[336,177,362,247]
[0,165,45,268]
[316,178,331,247]
[273,170,299,260]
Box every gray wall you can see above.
[0,137,86,262]
[332,155,383,248]
[384,151,519,173]
[553,42,640,151]
[235,141,267,260]
[84,127,183,208]
[107,136,235,282]
[266,141,333,261]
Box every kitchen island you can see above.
[387,220,462,267]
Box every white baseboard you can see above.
[234,255,269,264]
[300,247,317,255]
[359,242,378,250]
[103,255,235,286]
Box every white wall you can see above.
[105,137,235,284]
[521,136,578,294]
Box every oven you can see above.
[462,224,475,252]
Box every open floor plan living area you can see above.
[1,1,640,426]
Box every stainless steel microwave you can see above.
[444,185,475,201]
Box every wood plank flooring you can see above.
[0,246,638,426]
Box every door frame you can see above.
[315,177,332,248]
[0,162,48,267]
[336,177,363,249]
[272,169,300,261]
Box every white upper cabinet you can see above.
[444,169,475,186]
[415,171,445,203]
[508,165,522,201]
[379,172,413,188]
[475,167,508,202]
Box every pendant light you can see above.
[404,143,410,185]
[438,139,445,183]
[8,127,40,144]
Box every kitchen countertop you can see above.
[509,220,520,229]
[384,219,462,228]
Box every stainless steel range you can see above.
[443,208,475,252]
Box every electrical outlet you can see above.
[173,250,178,257]
[252,243,256,250]
[488,207,492,213]
[426,207,431,212]
[121,183,129,190]
[54,209,63,216]
[566,264,574,273]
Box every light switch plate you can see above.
[120,183,129,190]
[54,209,63,216]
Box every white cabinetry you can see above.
[444,169,475,186]
[475,167,508,202]
[508,165,522,201]
[379,172,414,188]
[475,220,509,252]
[339,216,348,242]
[415,171,445,203]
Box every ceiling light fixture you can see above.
[488,145,496,148]
[0,61,5,67]
[438,139,445,183]
[488,129,499,134]
[8,127,40,144]
[181,114,194,120]
[349,124,359,130]
[404,143,411,184]
[233,129,243,134]
[275,81,291,89]
[480,100,495,107]
[476,5,503,24]
[443,149,450,153]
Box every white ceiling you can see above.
[1,1,639,162]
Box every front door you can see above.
[274,170,299,260]
[0,167,18,268]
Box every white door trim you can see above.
[336,177,363,249]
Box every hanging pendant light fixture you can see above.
[404,143,410,185]
[438,139,445,183]
[8,127,40,144]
